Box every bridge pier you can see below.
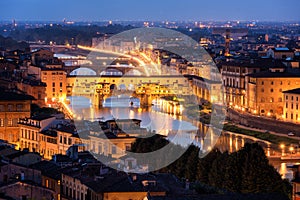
[139,94,153,107]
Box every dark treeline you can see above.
[0,35,29,51]
[8,24,136,46]
[131,135,292,199]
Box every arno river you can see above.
[68,96,295,180]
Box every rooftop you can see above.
[247,71,300,78]
[0,89,35,101]
[220,58,286,69]
[283,88,300,94]
[30,160,62,180]
[31,115,55,121]
[273,47,293,52]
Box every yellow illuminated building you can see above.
[283,88,300,123]
[41,69,67,103]
[0,91,32,146]
[246,70,300,118]
[19,116,56,153]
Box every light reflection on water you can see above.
[273,162,295,181]
[67,96,296,180]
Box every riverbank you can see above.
[223,123,299,146]
[196,112,299,146]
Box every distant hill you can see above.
[0,35,29,51]
[6,24,135,46]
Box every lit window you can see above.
[7,119,12,126]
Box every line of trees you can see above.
[131,136,292,199]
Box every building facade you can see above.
[283,88,300,123]
[41,69,67,104]
[246,70,300,118]
[0,91,33,146]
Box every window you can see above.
[292,96,294,101]
[278,97,282,102]
[261,81,264,85]
[279,89,282,92]
[297,97,299,101]
[270,89,274,93]
[68,138,72,145]
[286,95,288,100]
[17,104,23,111]
[52,82,55,87]
[286,103,288,108]
[291,113,294,120]
[7,119,12,126]
[270,97,274,103]
[292,104,294,109]
[261,88,264,92]
[297,104,299,110]
[60,82,63,87]
[271,81,274,85]
[261,98,265,102]
[0,105,4,111]
[0,119,3,127]
[7,104,13,111]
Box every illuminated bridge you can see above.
[66,74,222,107]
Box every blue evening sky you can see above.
[0,0,299,21]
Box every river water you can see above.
[67,96,295,180]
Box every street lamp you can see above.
[280,144,285,156]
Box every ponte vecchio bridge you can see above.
[66,74,223,107]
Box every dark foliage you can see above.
[132,136,292,199]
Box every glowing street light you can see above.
[280,144,285,156]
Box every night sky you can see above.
[0,0,299,21]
